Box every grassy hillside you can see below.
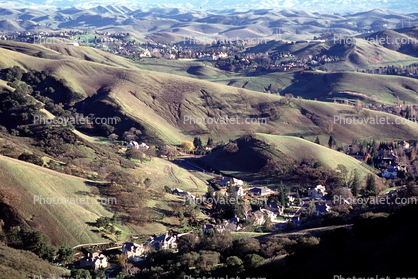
[2,41,418,146]
[359,27,418,56]
[257,134,374,178]
[0,244,68,279]
[0,154,117,246]
[199,134,375,185]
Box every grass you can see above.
[0,245,68,279]
[257,134,376,179]
[3,40,418,146]
[128,157,208,193]
[0,154,133,247]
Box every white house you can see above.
[140,49,152,58]
[147,233,177,250]
[308,185,327,198]
[80,252,108,269]
[163,53,176,59]
[127,141,149,150]
[260,208,278,222]
[122,242,148,262]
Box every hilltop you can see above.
[198,134,376,186]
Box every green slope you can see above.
[257,134,374,179]
[0,155,116,246]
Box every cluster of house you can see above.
[121,233,177,262]
[197,52,229,61]
[78,233,178,269]
[346,141,410,179]
[126,141,150,150]
[139,49,176,59]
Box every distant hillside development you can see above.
[0,7,418,41]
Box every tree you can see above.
[56,243,74,265]
[144,177,152,188]
[351,169,361,197]
[18,152,44,166]
[308,200,316,217]
[108,133,119,141]
[226,256,244,273]
[193,137,202,149]
[180,141,195,151]
[223,142,239,153]
[207,137,213,146]
[95,216,111,228]
[112,212,119,224]
[279,181,288,208]
[294,189,301,206]
[365,173,377,196]
[262,214,273,232]
[100,124,115,136]
[206,185,214,201]
[244,254,265,269]
[314,136,320,145]
[328,135,336,148]
[337,164,349,186]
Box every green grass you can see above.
[128,157,208,193]
[0,154,133,246]
[257,134,376,179]
[0,245,68,279]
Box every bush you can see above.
[18,152,44,166]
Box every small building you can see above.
[382,167,399,179]
[147,233,177,250]
[140,49,152,58]
[248,186,275,196]
[308,185,327,198]
[268,202,284,215]
[122,242,148,262]
[80,252,108,270]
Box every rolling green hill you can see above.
[257,134,374,179]
[0,154,115,246]
[2,40,418,146]
[198,134,376,186]
[0,245,68,279]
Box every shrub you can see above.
[18,152,44,166]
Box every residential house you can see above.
[80,252,108,270]
[308,185,327,198]
[126,141,149,151]
[382,166,402,179]
[268,202,284,215]
[315,203,331,216]
[147,233,177,250]
[140,49,152,58]
[215,217,241,233]
[163,53,176,59]
[259,208,278,222]
[122,242,148,262]
[248,186,275,196]
[246,210,265,226]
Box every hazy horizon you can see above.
[0,0,416,14]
